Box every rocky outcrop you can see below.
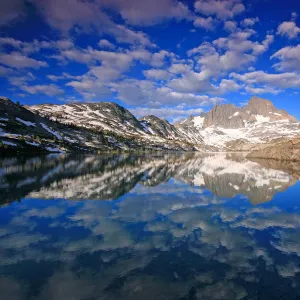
[203,104,245,128]
[247,138,300,162]
[201,97,297,129]
[245,97,297,122]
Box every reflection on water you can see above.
[0,153,300,299]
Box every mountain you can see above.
[202,97,297,129]
[28,102,146,137]
[176,96,300,151]
[0,97,195,153]
[139,115,185,140]
[1,95,300,154]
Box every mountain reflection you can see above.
[0,153,297,205]
[1,154,300,299]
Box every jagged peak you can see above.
[247,96,274,107]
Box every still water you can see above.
[1,153,300,300]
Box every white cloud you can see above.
[271,45,300,72]
[214,79,241,94]
[277,13,300,39]
[194,0,245,20]
[0,37,74,54]
[277,21,300,39]
[150,50,175,67]
[224,21,238,32]
[0,52,48,69]
[143,69,171,80]
[194,17,216,31]
[100,0,192,26]
[98,39,115,49]
[177,31,273,95]
[111,78,225,108]
[21,84,64,96]
[213,31,273,56]
[31,0,156,47]
[168,63,192,74]
[231,70,300,89]
[241,17,259,27]
[245,85,281,95]
[0,65,17,76]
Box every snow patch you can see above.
[193,116,205,128]
[26,141,40,147]
[16,117,36,127]
[255,115,270,123]
[41,123,62,140]
[229,112,240,119]
[2,141,17,147]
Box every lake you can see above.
[1,153,300,300]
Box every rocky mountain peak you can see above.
[244,97,297,122]
[203,103,244,129]
[246,96,275,115]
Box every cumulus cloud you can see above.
[20,84,64,96]
[245,85,281,95]
[193,16,216,30]
[171,31,272,95]
[100,0,192,26]
[143,69,171,80]
[0,52,48,69]
[241,17,259,27]
[194,0,245,20]
[31,0,156,47]
[224,21,238,32]
[98,39,115,49]
[271,45,300,72]
[111,78,225,108]
[231,70,300,89]
[0,65,17,76]
[277,14,300,39]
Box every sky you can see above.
[0,0,300,122]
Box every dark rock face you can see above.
[247,138,300,162]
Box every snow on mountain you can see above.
[176,97,300,150]
[28,102,147,137]
[139,115,186,140]
[2,96,300,153]
[0,97,195,153]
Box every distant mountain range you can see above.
[1,96,299,154]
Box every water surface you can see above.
[1,153,300,300]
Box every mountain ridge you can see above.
[1,96,300,154]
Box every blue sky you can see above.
[1,0,300,122]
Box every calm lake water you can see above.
[1,153,300,300]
